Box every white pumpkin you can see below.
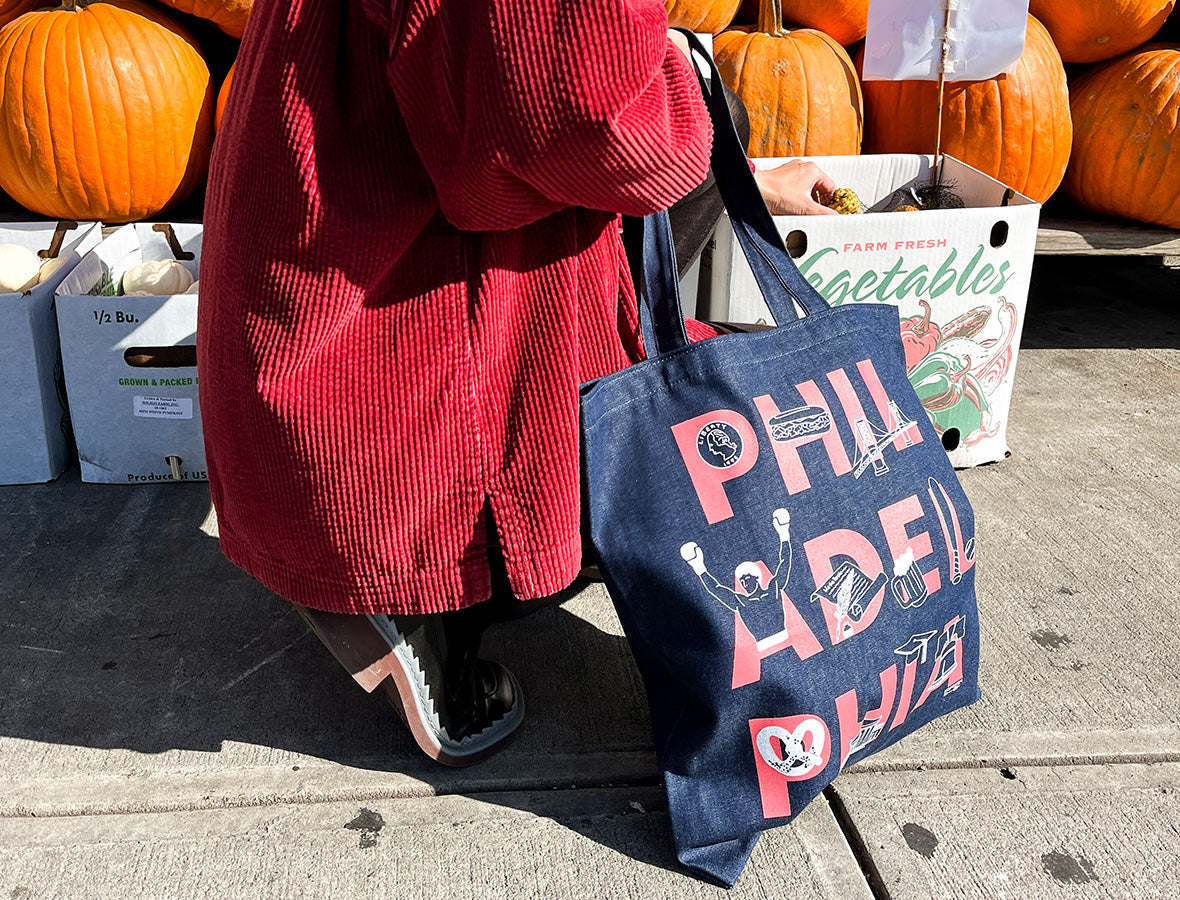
[121,259,194,295]
[184,280,199,294]
[36,255,71,285]
[0,243,41,293]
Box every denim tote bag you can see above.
[579,36,981,888]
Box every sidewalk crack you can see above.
[823,785,892,900]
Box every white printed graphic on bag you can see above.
[680,508,793,613]
[747,714,832,820]
[689,474,977,689]
[696,421,746,468]
[890,547,929,609]
[682,510,826,692]
[849,399,919,479]
[675,475,977,691]
[748,613,968,820]
[809,561,888,640]
[767,404,832,442]
[928,476,976,584]
[836,616,966,769]
[755,718,827,778]
[671,359,924,526]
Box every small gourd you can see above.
[37,255,71,284]
[824,187,865,214]
[121,259,194,295]
[184,280,200,294]
[0,243,41,293]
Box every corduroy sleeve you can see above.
[368,0,712,230]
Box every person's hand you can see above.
[754,160,840,216]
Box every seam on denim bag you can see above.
[582,310,904,435]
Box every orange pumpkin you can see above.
[1065,44,1180,227]
[0,0,53,28]
[215,62,235,130]
[775,0,868,46]
[0,0,214,222]
[665,0,741,35]
[861,15,1071,203]
[151,0,251,39]
[1028,0,1174,63]
[714,0,863,157]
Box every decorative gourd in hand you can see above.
[824,188,865,214]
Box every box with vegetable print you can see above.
[702,154,1041,468]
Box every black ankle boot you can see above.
[368,605,523,766]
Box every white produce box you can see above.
[55,223,206,484]
[0,221,102,484]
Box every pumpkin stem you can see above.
[757,0,785,37]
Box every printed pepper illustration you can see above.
[899,300,942,371]
[940,305,991,342]
[909,350,988,439]
[899,299,1020,448]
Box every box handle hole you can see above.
[990,221,1009,248]
[941,427,961,452]
[785,230,808,259]
[124,346,198,368]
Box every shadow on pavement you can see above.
[0,470,689,874]
[1022,257,1180,350]
[0,473,642,766]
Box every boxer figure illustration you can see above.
[681,508,794,641]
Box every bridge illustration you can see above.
[852,401,921,478]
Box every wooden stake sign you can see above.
[862,0,1030,184]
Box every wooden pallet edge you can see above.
[1036,215,1180,258]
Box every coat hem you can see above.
[216,519,584,616]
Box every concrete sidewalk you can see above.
[2,256,1179,899]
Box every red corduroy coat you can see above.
[197,0,713,615]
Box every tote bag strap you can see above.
[633,30,832,357]
[626,212,691,355]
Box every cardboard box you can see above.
[701,154,1041,467]
[56,223,206,485]
[0,221,103,484]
